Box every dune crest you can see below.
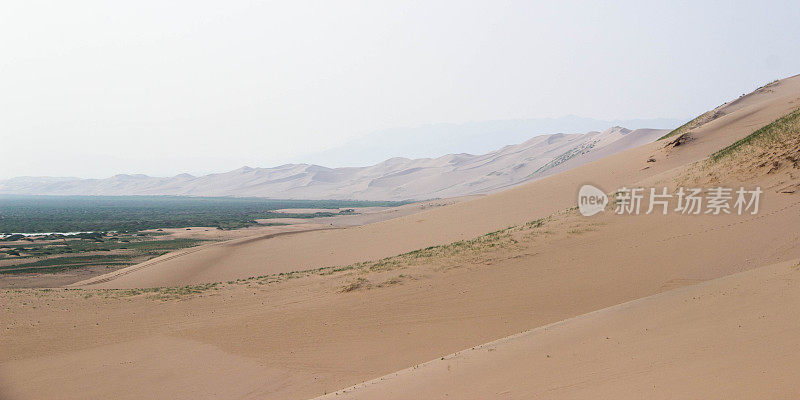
[3,75,800,400]
[75,75,800,289]
[0,127,665,200]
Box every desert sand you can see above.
[0,127,666,201]
[2,75,800,399]
[75,74,800,289]
[317,259,800,399]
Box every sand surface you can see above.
[5,184,800,398]
[2,75,800,399]
[76,74,800,289]
[317,259,800,399]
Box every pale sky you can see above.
[2,1,799,179]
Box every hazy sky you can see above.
[2,1,799,179]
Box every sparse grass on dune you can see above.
[105,282,225,300]
[340,277,370,292]
[660,79,781,142]
[709,107,800,162]
[277,210,576,294]
[658,107,723,141]
[674,106,800,188]
[378,274,407,287]
[3,211,576,300]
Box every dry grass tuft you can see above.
[340,277,371,292]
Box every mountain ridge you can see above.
[1,126,668,200]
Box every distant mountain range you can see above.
[299,116,682,167]
[1,126,668,200]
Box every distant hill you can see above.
[0,126,668,200]
[300,116,682,167]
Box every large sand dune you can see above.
[0,127,664,200]
[317,259,800,400]
[2,74,800,399]
[76,74,800,289]
[5,191,800,399]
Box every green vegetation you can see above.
[0,234,206,274]
[0,195,410,233]
[4,210,570,299]
[710,107,800,161]
[1,255,132,274]
[0,195,409,278]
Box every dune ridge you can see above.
[75,74,800,289]
[2,74,800,399]
[0,127,665,200]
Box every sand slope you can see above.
[4,186,799,399]
[2,74,800,400]
[318,259,800,400]
[77,74,800,288]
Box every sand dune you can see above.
[317,259,800,400]
[5,190,800,399]
[0,127,665,201]
[76,74,800,289]
[2,74,800,399]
